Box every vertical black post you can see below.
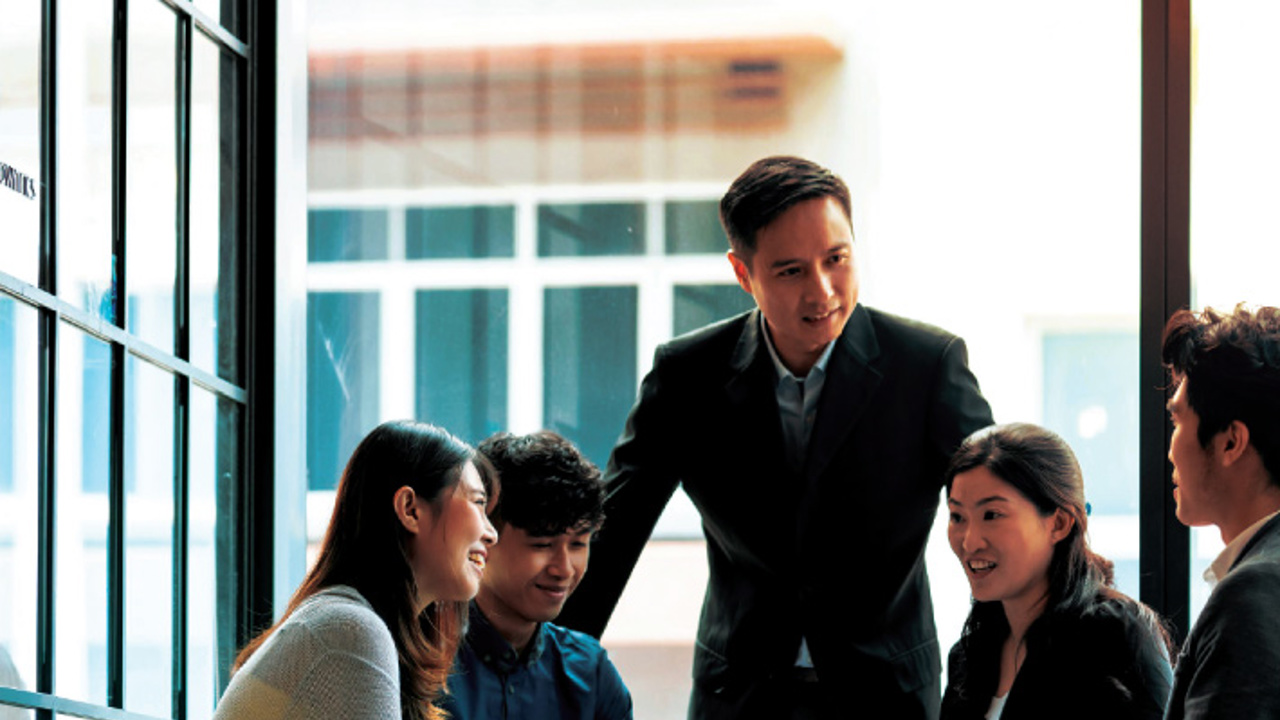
[173,373,191,720]
[242,0,277,652]
[34,317,58,720]
[36,0,59,715]
[173,11,194,720]
[39,0,57,295]
[1140,0,1193,641]
[215,52,245,699]
[108,0,129,708]
[35,311,57,720]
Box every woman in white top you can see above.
[214,421,498,720]
[941,423,1173,720]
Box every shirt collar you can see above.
[759,312,836,385]
[1204,508,1280,586]
[464,600,546,673]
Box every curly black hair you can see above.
[477,430,605,537]
[1162,304,1280,487]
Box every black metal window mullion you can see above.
[173,373,190,720]
[109,0,130,708]
[108,345,127,710]
[39,0,57,295]
[1139,0,1193,642]
[37,0,59,714]
[217,15,250,693]
[34,310,58,720]
[242,0,276,658]
[173,8,194,719]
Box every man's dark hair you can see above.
[477,430,605,536]
[1162,304,1280,486]
[719,155,853,258]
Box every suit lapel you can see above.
[725,310,790,469]
[805,305,883,483]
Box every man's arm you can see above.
[556,346,682,638]
[1178,565,1280,719]
[928,336,994,459]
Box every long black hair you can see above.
[234,420,495,720]
[942,423,1172,715]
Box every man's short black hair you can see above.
[719,155,853,258]
[1162,304,1280,486]
[477,430,605,536]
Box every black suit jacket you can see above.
[557,305,993,718]
[1166,511,1280,719]
[942,595,1173,720]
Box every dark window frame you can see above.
[1139,0,1192,641]
[0,0,271,716]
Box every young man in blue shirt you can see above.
[442,430,634,720]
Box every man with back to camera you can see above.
[1162,305,1280,719]
[555,156,994,719]
[441,430,634,720]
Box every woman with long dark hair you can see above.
[942,423,1172,720]
[214,421,498,720]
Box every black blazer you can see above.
[1166,511,1280,719]
[942,596,1173,720]
[557,305,993,718]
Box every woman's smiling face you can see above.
[405,462,498,609]
[947,466,1065,608]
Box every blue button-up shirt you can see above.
[442,602,634,720]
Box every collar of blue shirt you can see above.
[463,600,548,674]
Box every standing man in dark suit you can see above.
[556,156,993,719]
[1162,305,1280,719]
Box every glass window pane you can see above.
[56,325,111,705]
[1043,332,1140,591]
[124,356,173,716]
[192,36,244,384]
[0,699,34,720]
[307,209,388,262]
[543,287,637,469]
[0,1,41,286]
[665,201,727,255]
[856,2,1140,671]
[307,292,380,491]
[415,289,508,445]
[538,203,644,257]
[56,0,114,319]
[673,284,753,337]
[125,0,179,351]
[1188,3,1280,622]
[0,297,38,695]
[405,206,515,259]
[188,389,240,720]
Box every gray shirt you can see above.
[759,313,836,667]
[214,585,401,720]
